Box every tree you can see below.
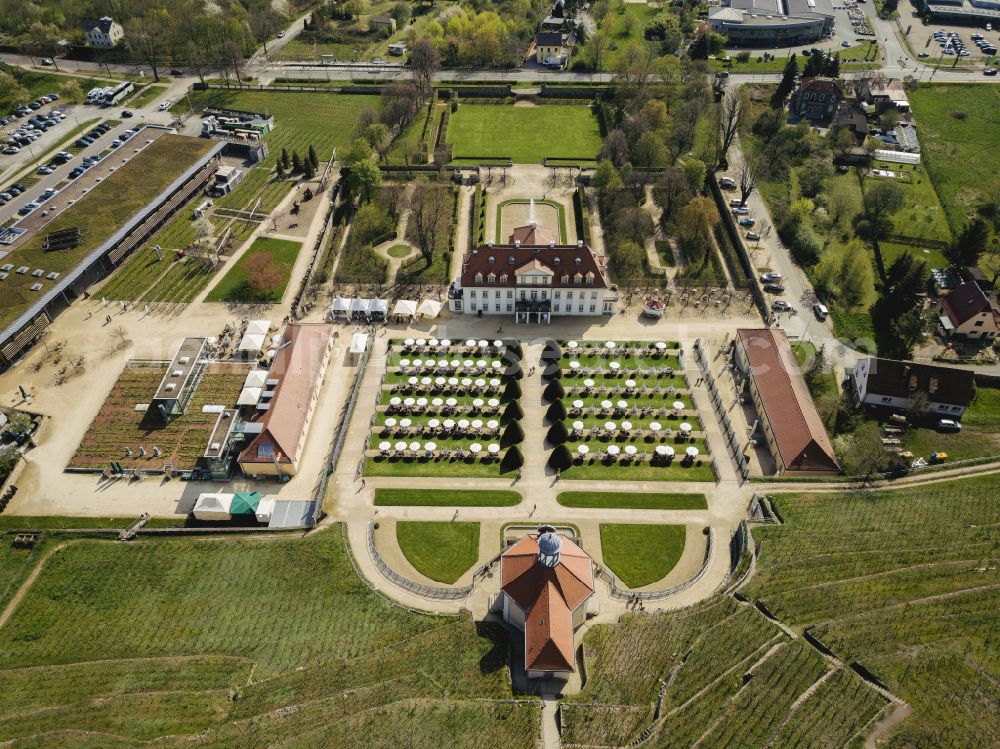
[600,129,630,168]
[408,183,452,267]
[280,148,290,170]
[543,379,565,402]
[829,126,856,162]
[291,151,302,173]
[364,123,391,163]
[632,131,667,168]
[546,400,567,424]
[855,181,904,284]
[610,239,646,281]
[682,159,707,194]
[250,6,281,56]
[502,379,521,403]
[591,160,623,192]
[548,444,573,471]
[245,252,283,298]
[410,38,440,102]
[308,145,319,170]
[221,39,246,89]
[274,161,284,180]
[872,252,929,357]
[676,197,719,270]
[381,81,420,128]
[502,400,524,424]
[772,54,798,107]
[348,158,382,203]
[718,91,743,165]
[390,2,412,27]
[23,22,62,70]
[342,0,366,19]
[945,218,988,269]
[186,40,213,86]
[6,411,33,435]
[59,78,82,104]
[127,8,172,82]
[838,241,875,309]
[0,71,30,107]
[653,168,693,223]
[738,156,759,206]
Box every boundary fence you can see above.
[694,338,750,483]
[595,527,715,602]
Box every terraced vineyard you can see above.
[0,531,533,746]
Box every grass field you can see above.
[0,65,115,110]
[374,489,520,507]
[0,529,534,745]
[70,362,248,470]
[557,492,707,510]
[863,162,952,244]
[908,83,1000,233]
[0,135,216,330]
[395,521,480,584]
[599,524,685,588]
[126,83,168,109]
[447,105,601,164]
[174,90,380,213]
[205,236,301,303]
[387,243,411,258]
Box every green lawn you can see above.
[447,105,601,164]
[908,84,1000,233]
[395,521,480,584]
[557,492,707,510]
[863,162,952,245]
[577,3,660,69]
[205,237,301,303]
[173,90,380,213]
[374,489,521,507]
[898,384,1000,462]
[0,65,115,110]
[0,134,216,330]
[599,524,686,588]
[387,244,411,258]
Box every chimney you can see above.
[514,240,520,248]
[577,240,583,248]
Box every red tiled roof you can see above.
[510,224,554,245]
[501,534,594,672]
[941,282,999,329]
[239,323,332,466]
[737,329,840,474]
[800,77,843,97]
[460,244,608,290]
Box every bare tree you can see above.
[738,156,759,207]
[717,92,743,166]
[250,7,281,57]
[127,8,173,82]
[221,39,246,89]
[410,38,440,103]
[408,184,452,267]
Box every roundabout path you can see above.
[372,184,419,282]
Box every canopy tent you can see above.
[417,299,443,318]
[193,492,234,521]
[244,369,268,388]
[246,320,271,336]
[350,297,370,314]
[238,332,266,353]
[330,297,351,314]
[350,332,369,354]
[237,386,262,406]
[255,497,277,523]
[393,299,418,317]
[229,491,262,515]
[369,298,388,316]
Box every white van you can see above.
[812,303,829,320]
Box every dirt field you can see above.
[70,362,249,471]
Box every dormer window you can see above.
[561,274,569,284]
[488,256,495,265]
[553,257,560,265]
[574,273,583,285]
[500,273,508,283]
[487,272,496,284]
[508,255,515,265]
[585,272,594,286]
[475,272,483,284]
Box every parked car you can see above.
[18,204,35,215]
[1,146,18,155]
[985,68,998,76]
[169,68,184,76]
[763,283,785,294]
[760,272,781,282]
[745,231,761,241]
[738,218,756,227]
[719,177,737,189]
[158,100,172,111]
[812,302,829,320]
[121,110,134,118]
[732,206,750,216]
[771,300,792,312]
[729,198,744,208]
[37,165,54,175]
[936,419,962,433]
[41,58,53,66]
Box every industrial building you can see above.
[708,0,835,47]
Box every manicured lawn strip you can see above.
[205,237,301,303]
[365,454,512,478]
[374,412,502,427]
[368,434,504,452]
[563,373,688,388]
[388,244,412,258]
[558,492,707,510]
[600,524,686,588]
[0,516,184,530]
[563,454,714,482]
[447,105,601,164]
[566,394,695,412]
[395,521,480,584]
[374,489,520,507]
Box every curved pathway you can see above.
[0,542,68,631]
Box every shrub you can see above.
[502,401,524,424]
[502,379,522,403]
[543,379,566,402]
[547,421,569,446]
[548,444,573,471]
[501,421,525,447]
[546,400,567,423]
[501,445,524,472]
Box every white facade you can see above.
[86,17,124,48]
[852,358,970,417]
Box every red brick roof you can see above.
[460,244,608,290]
[509,224,554,245]
[941,282,1000,329]
[737,329,840,474]
[501,534,594,672]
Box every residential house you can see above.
[238,323,334,478]
[448,238,616,323]
[937,282,1000,341]
[84,16,124,48]
[852,357,975,417]
[500,527,594,680]
[369,16,397,35]
[734,329,841,475]
[535,31,571,68]
[858,78,910,114]
[791,77,843,124]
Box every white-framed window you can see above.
[554,303,560,312]
[475,273,483,284]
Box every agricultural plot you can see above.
[0,532,532,745]
[364,338,525,478]
[175,90,379,213]
[545,340,714,482]
[69,362,248,471]
[446,105,602,164]
[746,475,1000,748]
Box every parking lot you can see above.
[898,4,1000,67]
[1,125,167,236]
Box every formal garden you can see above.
[543,340,715,481]
[363,338,525,477]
